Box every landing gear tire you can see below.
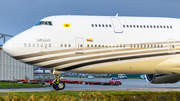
[58,81,65,90]
[53,81,65,91]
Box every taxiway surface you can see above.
[1,77,180,92]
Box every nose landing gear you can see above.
[51,69,65,90]
[53,81,65,90]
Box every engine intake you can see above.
[145,74,180,84]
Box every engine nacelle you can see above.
[145,74,180,84]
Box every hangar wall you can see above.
[0,48,34,80]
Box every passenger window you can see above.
[137,44,139,48]
[98,44,101,47]
[61,44,63,47]
[170,26,172,28]
[109,25,111,27]
[143,25,146,28]
[45,43,47,48]
[49,43,51,47]
[92,24,94,27]
[91,44,93,47]
[120,44,122,47]
[137,25,139,28]
[160,26,162,28]
[33,43,35,47]
[147,25,149,28]
[167,26,169,28]
[127,25,129,28]
[102,45,104,47]
[123,44,125,47]
[157,26,159,28]
[24,43,27,47]
[164,26,166,28]
[69,44,71,47]
[41,43,43,47]
[106,24,108,27]
[133,25,136,28]
[28,43,31,47]
[95,44,97,47]
[102,24,104,27]
[95,24,97,27]
[37,43,39,47]
[150,25,152,28]
[87,44,89,47]
[123,25,125,28]
[99,24,101,27]
[140,25,142,28]
[80,44,83,47]
[65,44,67,47]
[154,26,156,28]
[134,44,136,48]
[130,25,132,28]
[130,44,132,48]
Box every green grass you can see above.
[0,91,180,101]
[0,82,48,89]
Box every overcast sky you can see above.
[0,0,180,43]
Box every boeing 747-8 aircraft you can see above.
[3,15,180,90]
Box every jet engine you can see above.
[145,74,180,84]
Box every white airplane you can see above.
[3,15,180,90]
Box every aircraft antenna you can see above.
[116,13,118,17]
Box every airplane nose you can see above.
[3,39,14,56]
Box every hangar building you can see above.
[0,33,34,80]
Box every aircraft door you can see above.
[167,39,176,54]
[110,17,123,33]
[75,37,84,54]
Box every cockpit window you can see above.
[40,21,44,25]
[44,21,48,25]
[48,21,52,25]
[36,21,52,26]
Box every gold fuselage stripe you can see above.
[43,49,180,69]
[25,47,168,64]
[59,52,180,71]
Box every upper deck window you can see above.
[36,21,53,26]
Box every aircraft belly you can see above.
[71,57,170,74]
